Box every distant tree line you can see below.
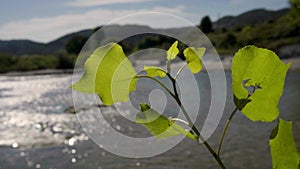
[65,36,88,54]
[0,52,76,73]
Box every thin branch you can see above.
[217,107,238,155]
[135,74,227,169]
[217,89,255,156]
[170,73,227,169]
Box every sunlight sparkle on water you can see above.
[68,138,76,146]
[12,142,18,148]
[35,164,41,168]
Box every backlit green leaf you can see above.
[183,47,206,74]
[144,66,166,78]
[233,95,251,111]
[269,119,299,169]
[232,46,290,122]
[71,43,137,106]
[167,41,179,60]
[136,103,197,140]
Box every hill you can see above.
[214,8,289,29]
[0,40,46,55]
[0,29,95,55]
[0,25,155,56]
[45,29,95,53]
[0,8,291,56]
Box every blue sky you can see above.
[0,0,289,43]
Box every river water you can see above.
[0,69,299,169]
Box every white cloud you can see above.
[0,6,200,43]
[67,0,153,7]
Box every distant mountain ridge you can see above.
[0,29,95,55]
[214,8,289,29]
[0,8,289,55]
[0,25,155,55]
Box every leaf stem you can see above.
[167,60,171,73]
[217,107,238,156]
[170,118,190,126]
[217,90,255,156]
[134,75,175,98]
[174,63,187,80]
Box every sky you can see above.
[0,0,289,43]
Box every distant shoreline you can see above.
[1,57,299,77]
[0,69,74,76]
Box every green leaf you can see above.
[233,95,251,111]
[144,66,166,78]
[71,43,137,106]
[269,119,299,169]
[232,46,290,122]
[183,47,206,74]
[140,103,150,112]
[167,41,179,60]
[136,104,197,141]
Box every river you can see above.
[0,68,299,169]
